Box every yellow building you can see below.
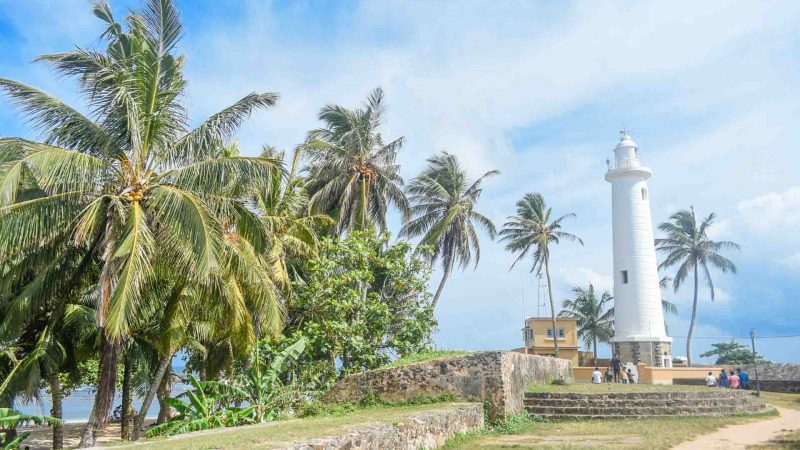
[518,317,580,366]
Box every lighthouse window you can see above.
[641,188,647,200]
[621,270,629,284]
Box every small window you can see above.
[546,328,565,339]
[641,188,647,200]
[621,270,629,284]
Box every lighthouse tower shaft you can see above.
[605,133,672,367]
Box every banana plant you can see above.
[231,337,307,424]
[145,375,237,437]
[0,408,61,450]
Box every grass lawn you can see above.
[445,384,799,449]
[103,402,471,450]
[381,349,471,368]
[444,412,778,450]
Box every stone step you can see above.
[524,391,756,400]
[525,404,763,416]
[523,398,762,408]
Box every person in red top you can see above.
[727,369,740,389]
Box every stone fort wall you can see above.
[323,351,572,420]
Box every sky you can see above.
[1,0,799,363]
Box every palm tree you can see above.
[655,207,739,366]
[659,276,678,334]
[305,87,410,234]
[399,152,498,309]
[559,284,613,365]
[500,193,583,358]
[256,146,331,292]
[0,1,280,446]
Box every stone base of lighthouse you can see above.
[613,340,673,368]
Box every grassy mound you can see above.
[382,349,471,369]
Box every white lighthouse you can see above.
[605,131,672,367]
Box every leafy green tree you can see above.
[305,88,410,234]
[500,193,582,358]
[655,208,739,366]
[286,232,436,385]
[700,341,770,365]
[400,152,498,309]
[0,0,280,446]
[559,284,613,365]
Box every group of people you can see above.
[705,368,751,389]
[591,354,636,384]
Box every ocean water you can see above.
[16,362,190,422]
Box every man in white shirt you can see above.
[592,367,603,384]
[705,371,717,387]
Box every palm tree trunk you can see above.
[78,334,119,448]
[360,177,368,230]
[48,371,64,449]
[156,360,174,424]
[431,265,452,309]
[121,353,133,440]
[544,257,560,358]
[593,336,598,366]
[687,262,700,367]
[132,353,172,440]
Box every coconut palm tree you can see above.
[500,193,583,358]
[559,284,613,365]
[0,1,280,446]
[255,146,331,292]
[659,276,678,334]
[399,152,498,309]
[655,207,739,366]
[305,88,409,234]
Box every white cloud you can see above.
[2,0,800,362]
[737,187,800,233]
[556,266,613,294]
[780,253,800,271]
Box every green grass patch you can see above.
[297,392,460,417]
[444,410,779,450]
[759,391,800,411]
[381,349,470,368]
[108,402,471,449]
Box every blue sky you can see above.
[1,0,799,363]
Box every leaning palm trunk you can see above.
[47,371,63,449]
[156,362,174,424]
[593,336,598,367]
[79,334,119,448]
[687,262,700,367]
[431,265,452,309]
[544,258,560,358]
[132,354,172,440]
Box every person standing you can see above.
[728,370,740,389]
[627,368,636,384]
[719,369,728,388]
[592,367,603,384]
[737,368,750,390]
[705,371,717,387]
[605,367,613,383]
[611,354,622,383]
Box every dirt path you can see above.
[672,407,800,449]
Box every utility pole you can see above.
[750,329,761,397]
